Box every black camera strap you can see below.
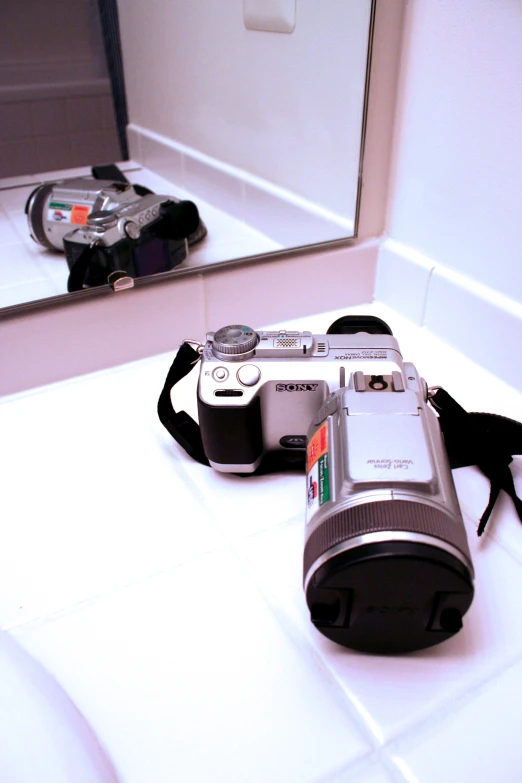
[428,388,522,535]
[157,343,306,475]
[157,342,210,466]
[157,345,522,535]
[67,246,93,293]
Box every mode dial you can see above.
[212,325,258,359]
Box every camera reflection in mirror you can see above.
[0,164,283,308]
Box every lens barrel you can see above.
[304,373,474,654]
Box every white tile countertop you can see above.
[1,302,522,783]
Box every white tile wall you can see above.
[139,133,183,187]
[243,181,352,248]
[424,266,522,390]
[1,138,39,177]
[0,93,120,179]
[374,233,522,391]
[183,153,245,223]
[31,98,69,137]
[373,239,434,325]
[202,242,379,328]
[128,125,354,250]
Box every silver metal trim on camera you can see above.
[66,193,167,249]
[208,456,264,473]
[303,530,473,593]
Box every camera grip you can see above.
[197,396,263,470]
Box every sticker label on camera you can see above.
[307,422,327,472]
[307,424,330,522]
[71,204,90,224]
[346,415,433,482]
[48,202,90,225]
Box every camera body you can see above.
[197,323,407,473]
[304,366,474,654]
[26,177,201,288]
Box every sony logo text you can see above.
[276,383,319,392]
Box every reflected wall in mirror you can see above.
[0,0,374,311]
[0,0,121,176]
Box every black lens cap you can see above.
[326,315,393,336]
[306,541,474,654]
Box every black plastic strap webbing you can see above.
[157,343,209,466]
[67,246,93,293]
[156,345,304,475]
[429,388,522,535]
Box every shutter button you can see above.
[237,365,261,386]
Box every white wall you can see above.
[376,0,522,389]
[0,0,119,177]
[117,0,372,219]
[0,0,108,86]
[387,0,522,302]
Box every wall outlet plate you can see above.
[243,0,296,34]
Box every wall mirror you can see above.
[0,0,374,312]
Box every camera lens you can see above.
[304,373,474,654]
[25,184,56,250]
[305,518,474,654]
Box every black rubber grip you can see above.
[197,395,263,468]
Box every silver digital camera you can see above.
[26,176,203,290]
[161,314,475,653]
[198,317,474,653]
